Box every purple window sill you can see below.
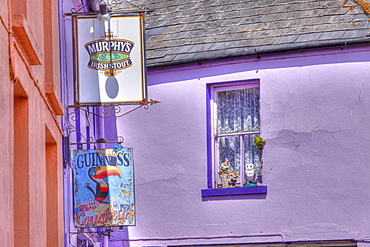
[201,186,267,197]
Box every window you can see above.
[206,80,265,193]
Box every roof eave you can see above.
[146,38,370,70]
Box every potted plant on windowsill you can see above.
[244,135,266,187]
[254,135,266,164]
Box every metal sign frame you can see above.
[72,13,147,107]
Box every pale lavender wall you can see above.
[112,46,370,246]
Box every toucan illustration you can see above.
[86,165,122,202]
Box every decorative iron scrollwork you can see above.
[107,0,118,7]
[68,99,160,119]
[70,0,153,14]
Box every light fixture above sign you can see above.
[97,1,111,22]
[72,13,147,107]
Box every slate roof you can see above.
[113,0,370,68]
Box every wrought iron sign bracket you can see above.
[69,137,124,146]
[64,100,160,151]
[67,99,161,119]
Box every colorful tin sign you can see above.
[73,148,135,227]
[73,14,147,106]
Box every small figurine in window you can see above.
[219,160,229,188]
[244,163,258,187]
[229,171,238,187]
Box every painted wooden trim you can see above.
[201,186,267,197]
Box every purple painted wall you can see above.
[110,46,370,246]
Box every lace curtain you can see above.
[217,87,260,134]
[217,87,261,182]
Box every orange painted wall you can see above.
[0,0,64,246]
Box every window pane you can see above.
[218,135,240,178]
[217,87,260,134]
[243,134,262,185]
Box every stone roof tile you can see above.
[360,21,370,28]
[165,31,188,41]
[274,35,299,44]
[350,6,368,14]
[188,43,214,53]
[343,29,369,39]
[146,49,171,59]
[209,41,235,51]
[215,47,249,57]
[318,31,346,40]
[353,13,369,21]
[173,53,197,61]
[193,51,219,60]
[161,24,184,34]
[168,45,194,55]
[296,33,322,43]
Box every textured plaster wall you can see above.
[11,43,64,247]
[113,46,370,246]
[0,0,14,245]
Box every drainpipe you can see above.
[83,232,102,247]
[102,235,109,247]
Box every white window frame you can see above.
[210,81,260,188]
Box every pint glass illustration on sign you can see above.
[72,14,147,106]
[73,148,135,227]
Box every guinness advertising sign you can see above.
[72,148,136,227]
[73,14,147,106]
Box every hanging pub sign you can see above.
[72,14,147,106]
[72,148,135,227]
